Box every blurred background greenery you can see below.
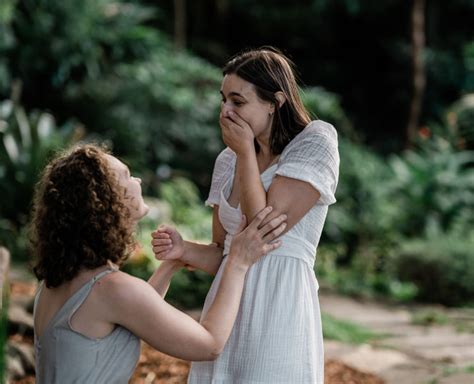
[1,0,473,314]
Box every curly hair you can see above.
[223,46,311,155]
[30,144,135,288]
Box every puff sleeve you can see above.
[275,121,340,206]
[205,147,236,207]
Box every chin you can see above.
[139,204,150,219]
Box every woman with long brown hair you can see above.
[153,47,340,383]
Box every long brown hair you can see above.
[30,144,134,288]
[223,46,311,154]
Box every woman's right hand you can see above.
[151,225,185,261]
[228,206,286,269]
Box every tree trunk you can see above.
[174,0,186,50]
[406,0,426,148]
[0,247,10,310]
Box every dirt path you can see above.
[320,290,474,384]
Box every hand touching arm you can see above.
[106,207,286,361]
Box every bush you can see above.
[0,98,80,260]
[302,86,354,138]
[323,137,399,265]
[388,127,474,238]
[75,48,223,193]
[393,232,474,306]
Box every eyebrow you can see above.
[220,90,247,99]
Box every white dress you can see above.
[188,120,339,384]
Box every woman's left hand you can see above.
[220,111,254,155]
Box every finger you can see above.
[151,232,171,239]
[151,231,170,239]
[154,250,170,259]
[151,238,172,246]
[262,221,287,242]
[228,111,246,126]
[247,206,273,230]
[153,245,172,254]
[258,214,287,237]
[235,214,247,233]
[262,240,282,255]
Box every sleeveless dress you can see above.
[188,120,340,383]
[33,266,141,384]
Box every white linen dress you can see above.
[188,120,340,384]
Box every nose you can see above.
[221,102,233,117]
[134,176,142,184]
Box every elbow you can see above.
[207,338,225,360]
[196,330,225,361]
[209,347,223,361]
[194,344,223,361]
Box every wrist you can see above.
[160,259,183,272]
[225,252,250,274]
[181,241,192,264]
[235,141,255,157]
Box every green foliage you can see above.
[302,86,353,137]
[2,0,162,95]
[388,129,474,238]
[160,177,212,241]
[412,309,448,327]
[0,99,79,259]
[322,313,382,344]
[324,137,399,265]
[320,108,474,305]
[0,0,16,92]
[122,179,214,309]
[1,0,224,193]
[165,269,213,310]
[74,49,222,188]
[448,93,474,147]
[393,232,474,306]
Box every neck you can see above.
[256,125,273,159]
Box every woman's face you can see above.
[106,155,149,222]
[220,74,274,139]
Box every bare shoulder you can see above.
[93,271,155,304]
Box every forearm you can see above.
[200,255,248,353]
[181,241,224,275]
[237,150,267,221]
[147,261,182,297]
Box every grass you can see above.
[442,364,474,376]
[322,312,382,344]
[412,309,449,326]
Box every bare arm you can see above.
[152,206,227,275]
[147,260,183,297]
[235,143,320,233]
[105,208,286,361]
[223,114,337,233]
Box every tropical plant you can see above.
[0,97,80,260]
[388,128,474,238]
[73,48,223,193]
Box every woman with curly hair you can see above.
[31,144,286,384]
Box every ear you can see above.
[274,91,286,110]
